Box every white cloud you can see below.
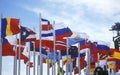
[21,0,120,48]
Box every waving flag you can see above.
[1,18,21,37]
[2,38,15,56]
[30,41,47,55]
[68,37,85,46]
[41,18,53,38]
[42,24,53,37]
[33,40,67,51]
[90,44,110,55]
[20,26,36,42]
[80,40,96,50]
[55,23,73,40]
[41,21,73,40]
[107,49,120,61]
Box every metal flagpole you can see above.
[52,60,54,75]
[18,21,21,75]
[58,50,61,75]
[26,64,28,75]
[97,53,100,67]
[47,49,50,75]
[70,55,72,75]
[39,13,43,75]
[13,35,18,75]
[62,58,64,75]
[33,41,36,75]
[86,48,91,75]
[66,38,69,75]
[37,55,40,75]
[26,47,29,75]
[0,14,2,75]
[28,42,31,75]
[78,43,81,75]
[53,21,56,75]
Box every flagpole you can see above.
[62,58,64,75]
[86,48,90,75]
[37,55,40,75]
[0,14,2,75]
[70,55,72,75]
[26,65,28,75]
[52,60,54,75]
[13,35,18,75]
[58,50,61,75]
[97,52,100,67]
[53,21,56,75]
[78,43,81,75]
[66,38,69,75]
[39,13,43,75]
[18,21,21,75]
[33,41,36,75]
[47,49,50,75]
[27,42,30,75]
[26,47,29,75]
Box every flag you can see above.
[60,46,78,58]
[90,54,98,63]
[55,23,73,40]
[34,39,67,51]
[74,66,79,74]
[90,62,96,73]
[68,37,85,46]
[99,53,107,60]
[116,62,120,72]
[16,46,29,63]
[30,41,47,55]
[20,26,36,42]
[90,44,110,55]
[80,40,96,50]
[43,58,52,68]
[108,63,114,69]
[2,38,15,56]
[48,51,61,61]
[107,49,120,61]
[41,18,50,24]
[57,62,65,75]
[1,18,21,37]
[42,24,53,37]
[74,57,87,74]
[113,50,120,59]
[80,57,87,69]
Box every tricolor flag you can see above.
[55,23,73,40]
[90,42,110,55]
[1,18,21,37]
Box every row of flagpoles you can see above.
[1,13,120,75]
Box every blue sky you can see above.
[1,0,120,75]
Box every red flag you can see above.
[1,18,21,38]
[2,38,15,56]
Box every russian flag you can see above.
[55,23,73,40]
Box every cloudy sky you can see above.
[1,0,120,75]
